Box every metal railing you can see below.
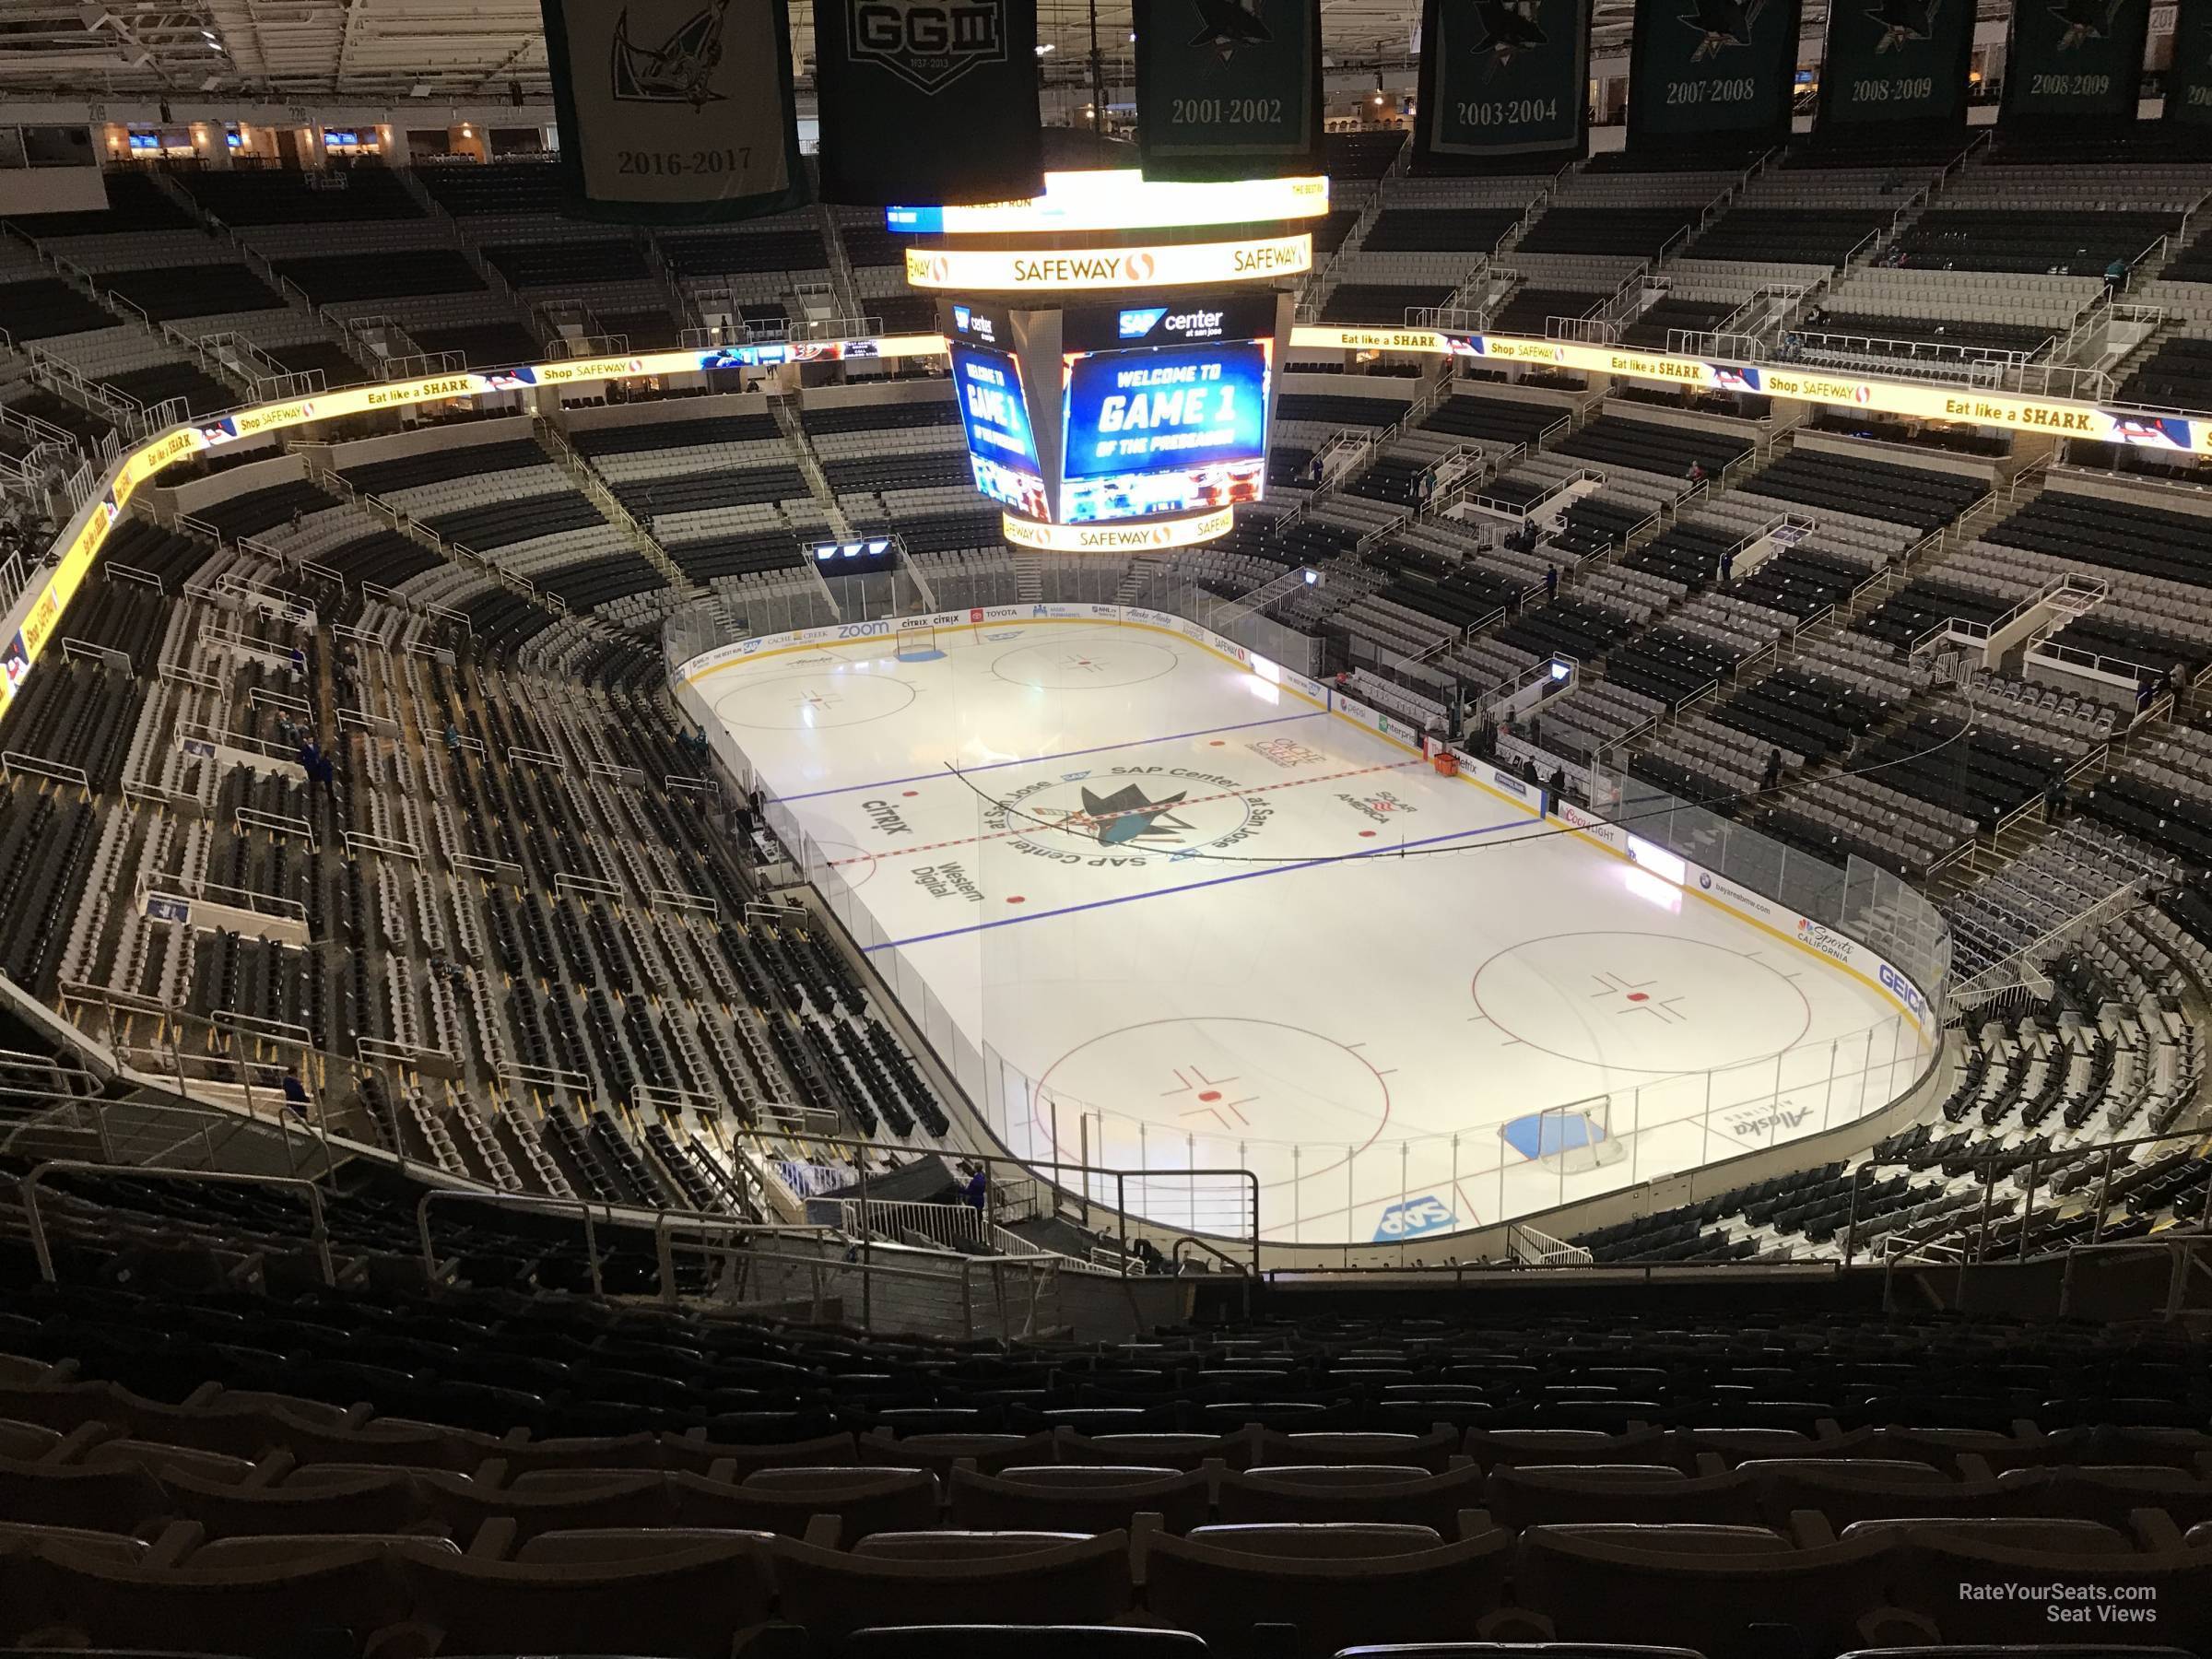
[20,1160,335,1287]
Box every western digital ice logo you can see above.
[1118,307,1168,338]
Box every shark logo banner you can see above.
[815,0,1044,204]
[1625,0,1804,148]
[1999,0,2148,123]
[1133,0,1324,180]
[1813,0,1972,132]
[1414,0,1591,165]
[2164,0,2212,126]
[539,0,807,221]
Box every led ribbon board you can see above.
[886,171,1328,235]
[904,235,1311,292]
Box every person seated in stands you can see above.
[280,1069,311,1122]
[443,720,462,752]
[1685,460,1707,486]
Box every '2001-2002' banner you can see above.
[1414,0,1592,166]
[1133,0,1325,180]
[539,0,809,222]
[1625,0,1803,152]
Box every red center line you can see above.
[822,759,1430,867]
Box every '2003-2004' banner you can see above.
[539,0,809,222]
[1414,0,1592,167]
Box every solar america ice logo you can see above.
[1188,0,1273,61]
[2052,0,2125,50]
[1470,0,1547,74]
[848,0,1010,92]
[1869,0,1937,52]
[1679,0,1766,61]
[610,0,732,104]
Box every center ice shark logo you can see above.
[1868,0,1937,51]
[610,0,732,105]
[2051,0,2124,51]
[1045,782,1198,848]
[1469,0,1547,73]
[1680,0,1766,62]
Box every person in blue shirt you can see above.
[280,1069,311,1121]
[963,1167,987,1214]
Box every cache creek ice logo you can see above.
[848,0,1009,92]
[1373,1194,1456,1241]
[984,764,1273,865]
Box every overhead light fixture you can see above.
[1035,41,1054,53]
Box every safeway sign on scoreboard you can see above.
[904,234,1311,291]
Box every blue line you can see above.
[862,815,1540,953]
[781,709,1325,802]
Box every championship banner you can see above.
[2163,0,2212,126]
[1999,0,2150,124]
[1811,0,1974,133]
[538,0,807,223]
[1413,0,1592,167]
[814,0,1045,205]
[1132,0,1325,180]
[1625,0,1804,150]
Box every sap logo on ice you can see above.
[1879,962,1927,1023]
[1118,307,1168,338]
[1374,1194,1455,1241]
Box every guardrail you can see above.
[21,1161,335,1286]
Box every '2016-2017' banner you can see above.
[538,0,809,222]
[1812,0,1975,135]
[1626,0,1804,152]
[1133,0,1324,180]
[1414,0,1592,167]
[2000,0,2150,124]
[814,0,1045,205]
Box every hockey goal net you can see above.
[895,626,936,661]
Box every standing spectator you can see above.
[289,507,304,535]
[314,747,338,802]
[1521,756,1540,793]
[1719,547,1735,584]
[1414,468,1433,510]
[1547,765,1567,814]
[2045,771,2068,823]
[443,720,462,753]
[288,643,307,681]
[1685,460,1707,487]
[1762,747,1783,793]
[280,1069,311,1122]
[963,1165,988,1215]
[2105,256,2129,300]
[297,737,320,787]
[1544,564,1559,603]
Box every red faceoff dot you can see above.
[1209,739,1225,746]
[1627,993,1649,1002]
[1006,895,1026,904]
[1359,830,1377,838]
[902,790,918,797]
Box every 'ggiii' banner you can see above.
[1134,0,1325,180]
[814,0,1045,205]
[1626,0,1804,150]
[1414,0,1592,167]
[2163,0,2212,128]
[1813,0,1974,134]
[539,0,808,222]
[2000,0,2150,124]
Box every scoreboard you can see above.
[942,292,1288,535]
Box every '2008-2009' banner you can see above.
[1812,0,1974,135]
[1134,0,1325,180]
[2000,0,2150,124]
[814,0,1045,205]
[539,0,809,222]
[1625,0,1803,152]
[1414,0,1592,166]
[2166,0,2212,128]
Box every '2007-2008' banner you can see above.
[814,0,1045,205]
[1626,0,1803,152]
[2000,0,2150,124]
[539,0,809,222]
[1134,0,1324,180]
[1414,0,1592,167]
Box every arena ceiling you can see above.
[0,0,1732,102]
[0,0,2029,104]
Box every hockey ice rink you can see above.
[688,617,1931,1246]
